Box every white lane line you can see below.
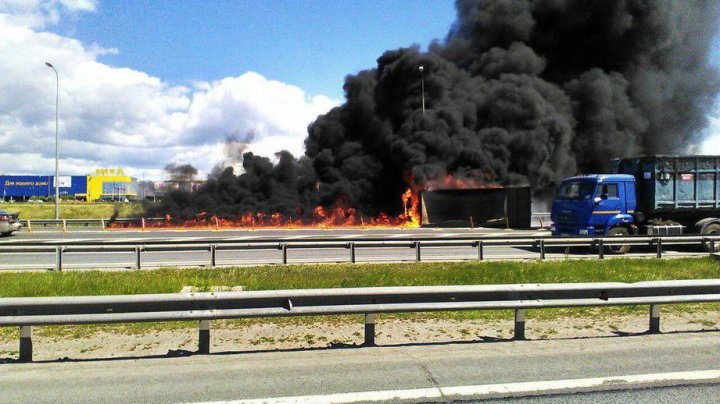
[192,369,720,404]
[282,235,317,240]
[432,233,467,237]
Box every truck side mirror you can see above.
[593,196,602,205]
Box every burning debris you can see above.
[147,0,719,227]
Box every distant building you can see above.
[0,169,139,202]
[162,179,204,193]
[81,168,138,202]
[0,175,87,201]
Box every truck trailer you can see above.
[550,155,720,253]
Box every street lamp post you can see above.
[45,62,59,220]
[419,65,425,115]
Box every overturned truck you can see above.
[419,186,531,229]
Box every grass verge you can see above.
[1,257,718,338]
[0,202,144,219]
[1,257,718,297]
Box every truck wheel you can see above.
[0,232,13,237]
[606,227,630,254]
[701,223,720,253]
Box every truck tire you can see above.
[606,227,630,254]
[0,232,13,237]
[701,223,720,253]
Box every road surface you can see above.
[0,227,709,270]
[2,332,718,403]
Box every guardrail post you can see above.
[100,219,105,231]
[55,246,63,271]
[26,219,32,233]
[19,326,32,362]
[539,240,545,260]
[364,314,376,346]
[141,218,146,231]
[656,238,662,259]
[198,320,211,354]
[649,305,661,334]
[514,309,526,340]
[477,240,484,261]
[210,244,217,267]
[281,243,288,265]
[135,247,142,270]
[62,219,67,232]
[598,239,604,259]
[350,242,356,264]
[415,241,421,262]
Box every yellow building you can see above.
[79,168,138,202]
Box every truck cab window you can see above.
[559,181,595,200]
[599,184,618,198]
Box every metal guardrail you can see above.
[0,234,718,270]
[21,213,554,231]
[2,279,719,362]
[22,217,159,232]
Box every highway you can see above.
[0,227,710,270]
[2,332,718,403]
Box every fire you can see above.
[110,188,421,229]
[421,174,501,191]
[401,188,420,227]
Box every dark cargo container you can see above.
[420,186,531,228]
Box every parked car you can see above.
[0,209,22,236]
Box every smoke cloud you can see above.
[151,0,720,222]
[164,163,198,182]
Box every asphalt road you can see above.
[2,332,718,403]
[0,227,710,270]
[487,384,720,403]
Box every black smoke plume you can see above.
[150,0,720,221]
[164,163,198,182]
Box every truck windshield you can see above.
[557,181,595,200]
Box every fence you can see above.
[2,279,719,362]
[0,234,718,270]
[19,212,554,231]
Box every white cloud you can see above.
[0,9,338,181]
[701,119,720,154]
[697,96,720,154]
[0,0,97,28]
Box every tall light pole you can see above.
[419,65,425,115]
[45,62,60,220]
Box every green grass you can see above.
[1,257,718,297]
[0,202,144,219]
[1,258,717,338]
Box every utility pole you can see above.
[45,62,60,219]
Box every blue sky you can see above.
[54,0,457,100]
[1,1,718,180]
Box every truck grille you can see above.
[557,211,577,224]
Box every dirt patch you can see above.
[1,311,718,362]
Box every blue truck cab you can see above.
[550,156,720,252]
[551,174,636,236]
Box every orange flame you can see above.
[420,174,501,191]
[110,188,421,230]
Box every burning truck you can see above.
[135,1,716,231]
[420,186,531,228]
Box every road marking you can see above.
[192,369,720,404]
[282,235,317,240]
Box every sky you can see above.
[0,0,718,181]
